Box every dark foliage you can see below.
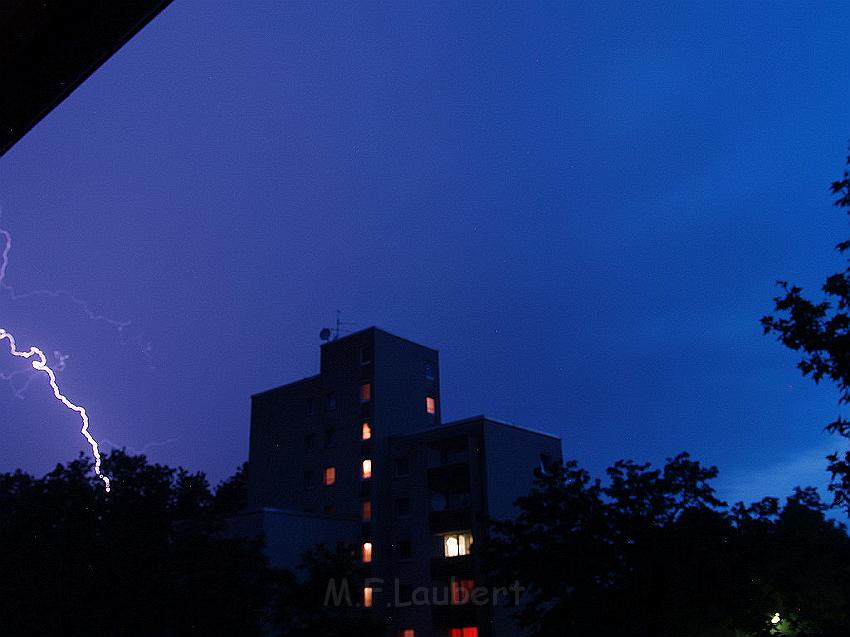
[762,149,850,512]
[0,451,374,637]
[272,544,385,637]
[483,455,850,637]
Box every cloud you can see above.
[717,439,845,507]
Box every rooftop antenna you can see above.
[319,311,356,342]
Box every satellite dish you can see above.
[319,328,332,341]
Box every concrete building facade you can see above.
[246,328,562,637]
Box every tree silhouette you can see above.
[762,149,850,513]
[483,456,850,637]
[0,451,371,636]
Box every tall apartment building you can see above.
[241,328,562,637]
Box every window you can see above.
[443,532,473,558]
[324,428,336,448]
[430,492,447,512]
[304,433,315,451]
[394,457,409,477]
[446,448,468,465]
[360,383,372,403]
[449,628,478,637]
[394,497,410,518]
[426,396,436,414]
[303,470,314,489]
[360,346,371,365]
[324,466,336,486]
[362,542,373,563]
[361,501,372,522]
[447,493,471,509]
[361,459,372,479]
[397,584,413,604]
[325,392,336,411]
[451,579,476,605]
[398,540,411,560]
[361,421,372,440]
[363,587,373,608]
[399,630,415,637]
[425,364,434,380]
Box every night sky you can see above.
[1,1,849,505]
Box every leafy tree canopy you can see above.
[484,455,850,637]
[762,149,850,512]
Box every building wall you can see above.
[227,508,358,569]
[480,421,563,637]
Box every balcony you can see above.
[431,554,475,578]
[429,508,473,533]
[427,463,470,492]
[431,603,487,629]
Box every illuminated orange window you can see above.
[426,396,436,414]
[449,629,478,637]
[399,630,415,637]
[361,500,372,521]
[362,542,373,563]
[451,579,476,605]
[363,586,373,608]
[324,466,336,486]
[360,383,372,403]
[362,459,372,479]
[361,421,372,440]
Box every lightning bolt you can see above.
[0,223,111,491]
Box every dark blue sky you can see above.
[1,1,849,503]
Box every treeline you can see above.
[483,453,850,637]
[0,450,380,637]
[2,450,848,636]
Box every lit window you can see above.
[362,542,372,563]
[324,466,336,486]
[449,628,478,637]
[361,501,372,522]
[451,579,475,605]
[426,396,436,414]
[443,532,473,558]
[360,383,372,403]
[362,459,372,479]
[361,421,372,440]
[363,586,373,608]
[399,629,415,637]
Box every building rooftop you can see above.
[406,414,561,441]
